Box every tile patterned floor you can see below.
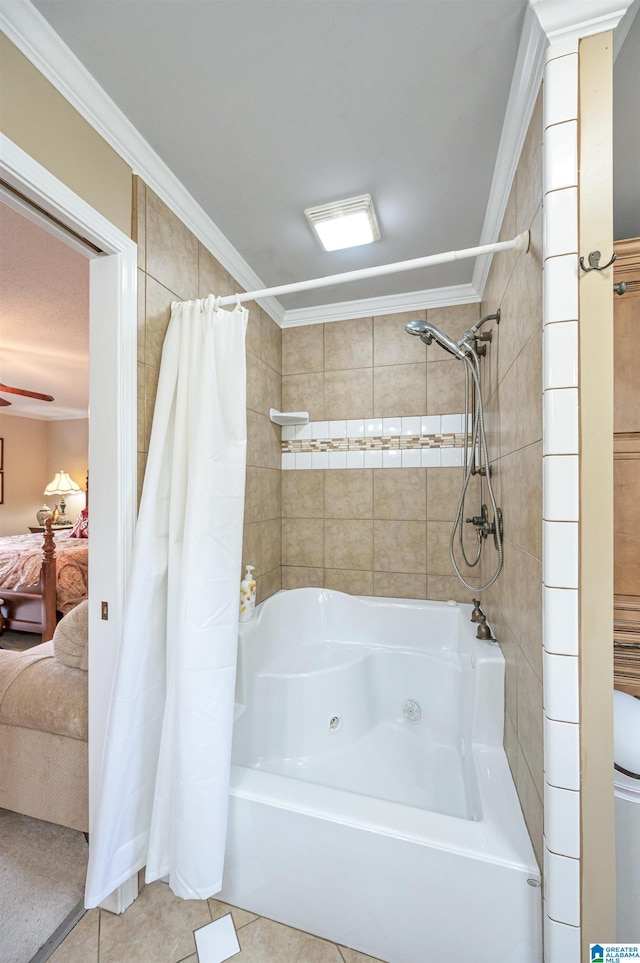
[48,880,386,963]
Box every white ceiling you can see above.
[0,201,89,420]
[1,1,637,421]
[30,0,528,310]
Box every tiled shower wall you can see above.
[133,177,283,604]
[480,92,544,868]
[280,310,483,600]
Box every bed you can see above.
[0,521,88,642]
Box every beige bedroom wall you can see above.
[479,91,544,868]
[133,178,282,604]
[0,35,132,237]
[0,414,48,536]
[45,419,89,523]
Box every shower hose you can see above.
[449,344,504,592]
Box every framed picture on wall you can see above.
[0,436,3,470]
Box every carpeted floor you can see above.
[0,630,43,652]
[0,808,88,963]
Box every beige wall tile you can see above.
[133,176,146,271]
[282,565,324,589]
[506,443,542,562]
[498,363,518,458]
[516,90,542,236]
[282,324,324,375]
[373,311,426,366]
[245,467,280,524]
[324,317,373,370]
[482,179,517,314]
[497,207,542,386]
[137,268,145,361]
[373,363,426,417]
[198,243,240,300]
[425,359,466,415]
[427,574,479,603]
[262,517,282,574]
[427,520,480,578]
[504,708,518,782]
[136,361,146,453]
[244,301,262,360]
[282,372,325,420]
[515,327,542,450]
[324,568,374,595]
[282,517,323,568]
[373,571,427,599]
[257,565,281,603]
[324,469,373,518]
[143,363,159,453]
[145,276,174,370]
[246,350,263,415]
[262,314,282,374]
[137,452,146,508]
[426,467,479,522]
[242,520,263,576]
[373,519,427,573]
[426,303,480,351]
[145,189,198,301]
[325,519,373,571]
[324,368,373,420]
[282,470,324,518]
[516,651,544,798]
[262,359,282,417]
[373,468,426,520]
[499,622,519,726]
[516,743,544,871]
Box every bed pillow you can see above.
[53,599,89,671]
[69,507,88,539]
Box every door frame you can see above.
[0,133,138,910]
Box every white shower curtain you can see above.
[85,297,247,906]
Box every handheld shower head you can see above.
[405,319,468,360]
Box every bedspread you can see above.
[0,532,88,614]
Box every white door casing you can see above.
[0,133,138,909]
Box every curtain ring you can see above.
[235,294,242,310]
[213,296,221,312]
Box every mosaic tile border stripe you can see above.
[281,414,475,469]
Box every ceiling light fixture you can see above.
[305,194,381,252]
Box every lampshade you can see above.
[44,471,81,497]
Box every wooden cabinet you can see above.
[614,237,640,696]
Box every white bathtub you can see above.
[221,589,541,962]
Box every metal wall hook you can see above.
[580,250,617,272]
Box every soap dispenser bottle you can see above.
[239,565,256,622]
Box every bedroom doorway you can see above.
[0,134,137,923]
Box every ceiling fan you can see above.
[0,383,55,407]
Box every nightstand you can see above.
[28,525,73,534]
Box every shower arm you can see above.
[459,309,501,347]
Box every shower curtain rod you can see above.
[215,230,530,306]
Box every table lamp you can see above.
[44,470,81,525]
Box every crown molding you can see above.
[472,4,547,298]
[530,0,635,44]
[281,283,479,327]
[0,0,286,326]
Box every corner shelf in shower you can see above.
[269,408,309,427]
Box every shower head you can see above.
[405,320,468,360]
